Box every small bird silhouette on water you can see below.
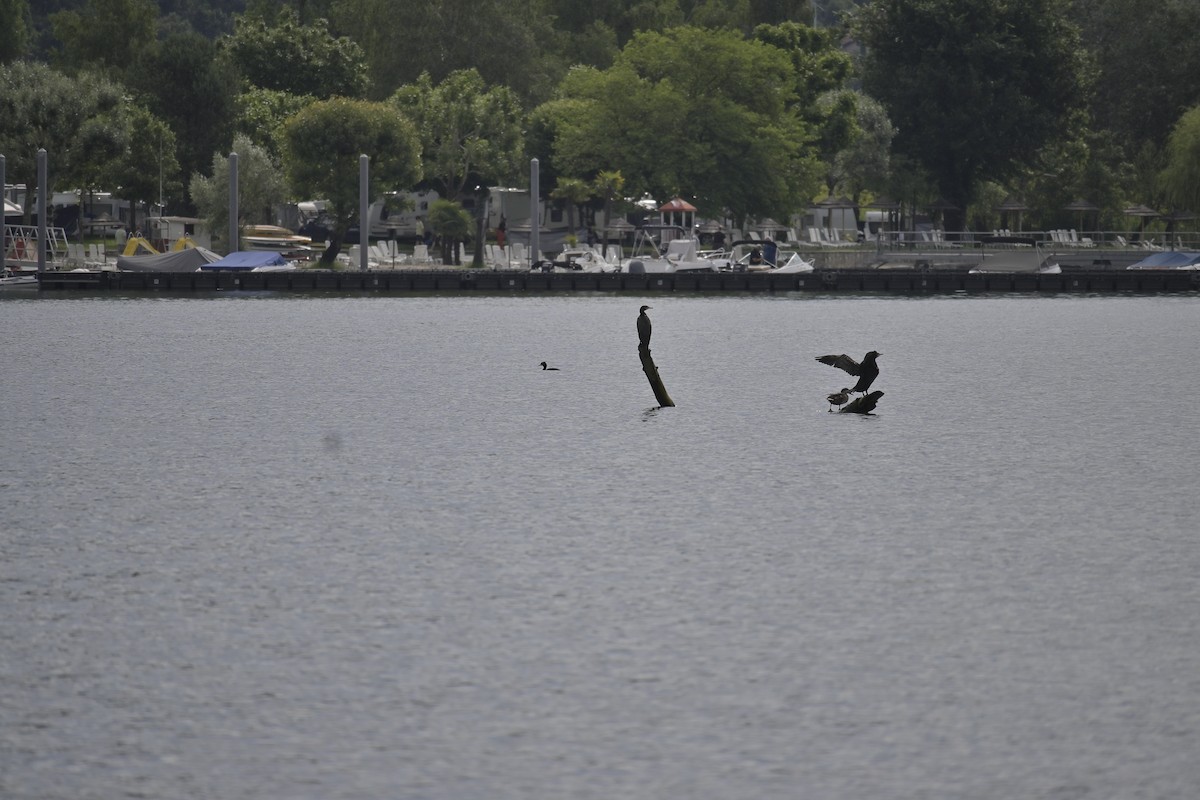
[816,350,881,395]
[826,388,851,411]
[539,361,559,370]
[637,305,653,349]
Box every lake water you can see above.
[2,292,1199,800]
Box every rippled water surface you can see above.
[2,293,1199,799]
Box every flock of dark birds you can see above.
[540,306,885,414]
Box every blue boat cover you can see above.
[201,251,289,270]
[1126,251,1200,269]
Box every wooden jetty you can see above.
[32,267,1200,295]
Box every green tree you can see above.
[550,177,593,239]
[109,105,182,232]
[812,90,858,196]
[544,27,819,228]
[856,0,1089,230]
[222,9,368,99]
[592,169,626,249]
[236,87,318,157]
[752,20,854,177]
[280,97,422,263]
[1073,0,1200,156]
[545,0,814,51]
[752,22,850,110]
[836,93,895,203]
[49,0,158,79]
[245,0,338,25]
[1158,107,1200,214]
[426,198,473,266]
[0,61,124,221]
[189,133,287,251]
[0,0,33,63]
[391,69,525,203]
[331,0,561,104]
[126,31,239,209]
[71,104,131,237]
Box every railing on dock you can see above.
[3,225,70,268]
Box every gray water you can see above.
[2,292,1198,800]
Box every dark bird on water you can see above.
[826,388,851,411]
[816,350,881,395]
[539,361,559,370]
[637,305,653,349]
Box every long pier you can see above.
[31,267,1200,295]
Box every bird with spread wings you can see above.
[815,350,881,395]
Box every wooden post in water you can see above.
[840,390,884,414]
[636,306,674,406]
[638,344,674,407]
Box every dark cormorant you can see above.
[637,305,653,349]
[539,361,559,370]
[816,350,881,395]
[826,388,851,411]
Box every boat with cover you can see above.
[623,235,718,273]
[532,245,620,272]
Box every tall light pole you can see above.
[37,149,47,273]
[228,152,238,254]
[530,158,539,269]
[359,155,369,271]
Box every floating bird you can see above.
[826,387,851,411]
[637,305,653,349]
[816,350,880,395]
[539,361,559,370]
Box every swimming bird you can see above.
[539,361,559,370]
[637,305,653,349]
[816,350,880,395]
[826,387,851,411]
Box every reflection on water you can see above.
[2,294,1199,800]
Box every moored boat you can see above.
[1,268,38,289]
[243,225,315,258]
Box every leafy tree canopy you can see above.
[544,26,820,226]
[0,0,34,63]
[391,69,525,202]
[222,9,369,99]
[426,198,473,265]
[1158,107,1200,215]
[189,132,288,247]
[122,30,239,211]
[855,0,1089,225]
[0,61,123,219]
[1072,0,1200,155]
[49,0,158,78]
[236,87,319,158]
[331,0,561,105]
[110,104,182,224]
[280,97,422,262]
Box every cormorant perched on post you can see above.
[539,361,559,370]
[816,350,880,395]
[637,305,653,349]
[826,388,851,411]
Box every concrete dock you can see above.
[32,267,1200,295]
